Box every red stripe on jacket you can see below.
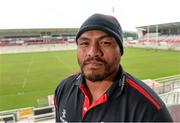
[126,77,161,110]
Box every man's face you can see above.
[77,30,121,82]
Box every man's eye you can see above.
[79,42,89,47]
[100,41,111,46]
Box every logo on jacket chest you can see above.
[60,109,68,123]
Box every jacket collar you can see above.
[74,65,125,98]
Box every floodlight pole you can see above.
[156,24,159,48]
[147,26,149,48]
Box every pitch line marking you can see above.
[22,56,34,88]
[53,54,74,72]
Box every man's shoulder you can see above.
[55,72,81,98]
[124,72,164,110]
[57,72,81,87]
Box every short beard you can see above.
[81,64,117,82]
[78,55,120,82]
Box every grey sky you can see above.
[0,0,180,31]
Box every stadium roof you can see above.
[136,22,180,32]
[0,28,79,36]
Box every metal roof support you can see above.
[147,26,149,42]
[156,24,159,46]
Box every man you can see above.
[54,13,173,122]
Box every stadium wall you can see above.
[125,42,180,51]
[0,43,77,54]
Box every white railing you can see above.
[33,112,55,122]
[149,74,180,106]
[160,90,180,105]
[154,74,180,94]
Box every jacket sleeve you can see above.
[54,74,80,122]
[54,80,66,122]
[152,104,173,122]
[54,85,61,122]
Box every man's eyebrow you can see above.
[98,35,114,40]
[77,37,90,42]
[77,34,113,42]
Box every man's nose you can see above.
[87,43,103,57]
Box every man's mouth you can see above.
[84,60,103,66]
[83,60,104,70]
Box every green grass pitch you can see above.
[0,47,180,111]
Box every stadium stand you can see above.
[135,22,180,50]
[0,28,78,54]
[0,28,78,46]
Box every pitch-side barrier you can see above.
[0,106,55,123]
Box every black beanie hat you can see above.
[76,13,124,55]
